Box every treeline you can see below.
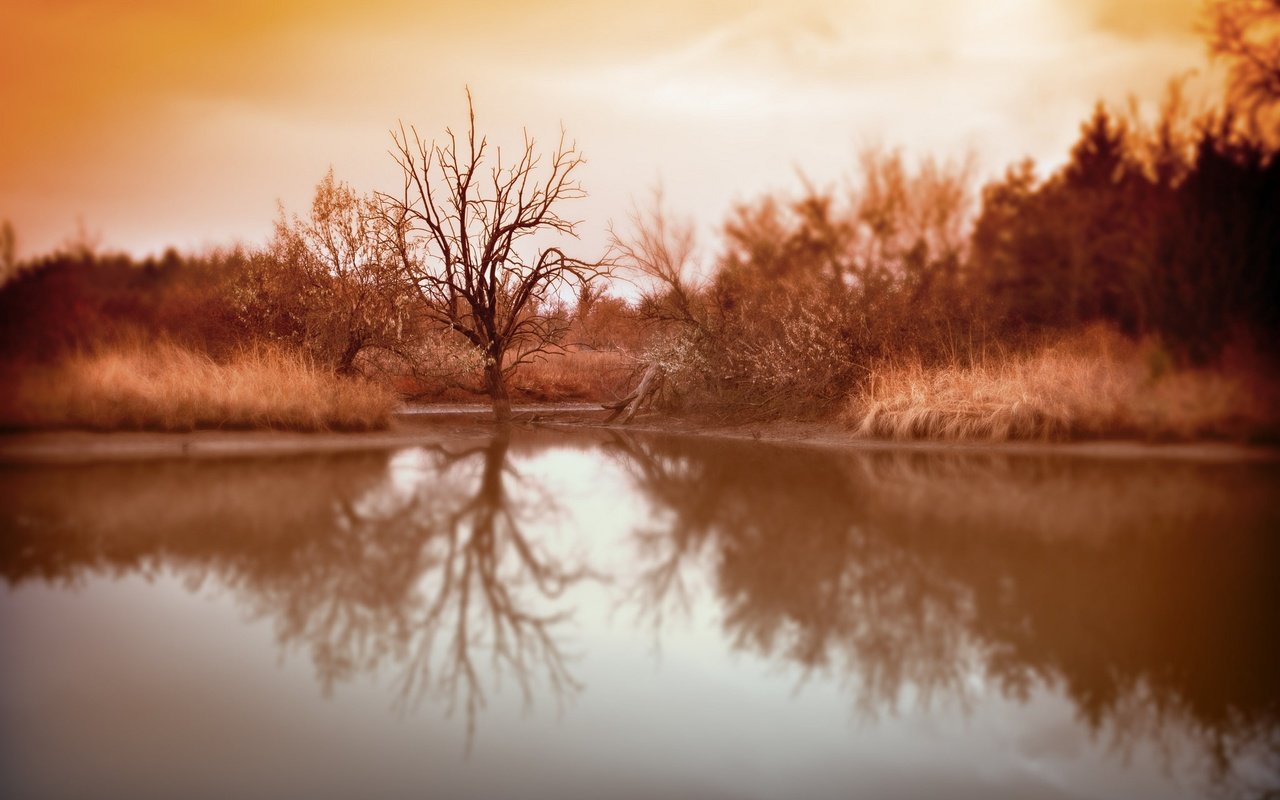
[622,101,1277,416]
[618,1,1280,420]
[2,4,1277,421]
[972,104,1279,362]
[0,247,256,362]
[0,172,642,399]
[2,98,1275,412]
[4,431,1278,787]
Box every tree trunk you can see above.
[486,359,512,424]
[336,337,363,376]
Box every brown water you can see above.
[1,428,1278,800]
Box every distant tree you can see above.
[1150,120,1280,360]
[232,170,433,377]
[1206,0,1280,140]
[0,221,16,284]
[971,106,1147,332]
[269,170,421,375]
[969,159,1043,325]
[850,147,973,310]
[0,247,247,361]
[1063,104,1131,191]
[60,217,102,261]
[1121,79,1201,189]
[572,292,645,350]
[380,92,610,421]
[969,92,1278,362]
[615,191,704,332]
[1060,105,1143,328]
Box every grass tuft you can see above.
[843,328,1277,442]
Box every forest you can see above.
[1,2,1276,439]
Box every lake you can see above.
[2,427,1278,799]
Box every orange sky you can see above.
[1,0,1213,260]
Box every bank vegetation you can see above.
[0,1,1275,439]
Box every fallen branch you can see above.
[602,363,662,424]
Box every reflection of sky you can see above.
[0,435,1272,799]
[1,573,1213,800]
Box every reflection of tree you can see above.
[608,431,972,713]
[370,429,587,738]
[6,432,1280,790]
[0,434,589,746]
[611,434,1280,795]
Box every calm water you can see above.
[1,428,1278,800]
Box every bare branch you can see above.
[377,93,613,421]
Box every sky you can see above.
[1,0,1215,261]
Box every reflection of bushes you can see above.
[4,430,1278,785]
[0,451,395,586]
[0,435,589,742]
[614,434,1280,789]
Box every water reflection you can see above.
[0,432,589,745]
[2,431,1279,796]
[609,433,1280,796]
[368,430,588,737]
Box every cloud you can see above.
[1072,0,1203,40]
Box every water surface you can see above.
[2,428,1278,799]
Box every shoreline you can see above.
[2,406,1278,465]
[551,416,1280,464]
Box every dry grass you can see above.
[510,349,635,402]
[844,328,1277,442]
[394,348,636,403]
[0,342,399,432]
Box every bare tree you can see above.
[380,92,610,421]
[613,190,703,330]
[604,192,704,423]
[1206,0,1280,139]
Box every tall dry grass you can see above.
[844,328,1277,442]
[510,348,634,402]
[0,342,398,432]
[393,348,634,403]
